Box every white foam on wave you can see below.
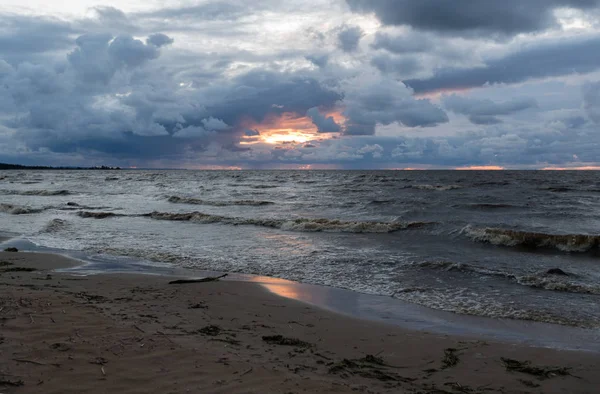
[461,225,600,253]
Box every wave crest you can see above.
[462,225,600,253]
[168,196,274,207]
[77,211,124,219]
[411,184,461,191]
[41,218,69,233]
[414,260,600,295]
[0,189,71,196]
[0,203,45,215]
[142,211,432,233]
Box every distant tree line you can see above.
[0,163,121,170]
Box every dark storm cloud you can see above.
[337,26,363,52]
[405,36,600,94]
[0,14,76,62]
[371,31,433,54]
[206,70,343,126]
[583,81,600,123]
[370,54,421,77]
[346,0,600,37]
[147,33,175,47]
[306,107,342,133]
[443,95,538,124]
[343,78,449,135]
[67,33,164,84]
[305,54,329,68]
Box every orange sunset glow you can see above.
[455,165,505,170]
[541,166,600,170]
[239,110,345,145]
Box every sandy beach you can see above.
[1,251,599,394]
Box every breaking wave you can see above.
[391,286,596,328]
[41,218,69,233]
[167,196,274,206]
[0,203,46,215]
[0,189,71,196]
[143,211,431,233]
[77,211,125,219]
[410,184,461,191]
[413,261,600,295]
[462,225,600,253]
[76,209,432,233]
[465,203,520,209]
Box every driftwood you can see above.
[168,274,228,285]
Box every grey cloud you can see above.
[135,1,264,21]
[305,54,329,68]
[67,34,162,84]
[307,107,341,133]
[147,33,174,48]
[583,81,600,123]
[371,54,420,77]
[443,95,537,124]
[108,35,160,68]
[468,115,504,125]
[343,78,449,135]
[405,36,600,94]
[337,26,363,52]
[244,129,260,136]
[346,0,600,37]
[206,70,343,127]
[371,31,433,54]
[0,14,76,62]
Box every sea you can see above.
[1,170,600,331]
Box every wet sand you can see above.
[1,251,599,393]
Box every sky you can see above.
[1,0,600,169]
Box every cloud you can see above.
[337,26,363,52]
[342,75,449,134]
[371,31,434,54]
[306,107,342,133]
[405,36,600,94]
[371,54,421,77]
[146,33,174,48]
[0,14,77,63]
[207,70,343,127]
[443,95,538,124]
[583,81,600,123]
[346,0,600,37]
[305,54,329,68]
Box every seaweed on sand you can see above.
[501,357,571,379]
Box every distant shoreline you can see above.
[0,162,121,170]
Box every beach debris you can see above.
[50,342,71,352]
[501,357,571,379]
[0,261,13,267]
[169,274,228,285]
[89,357,108,365]
[0,378,24,387]
[212,337,241,346]
[198,325,222,336]
[240,367,253,377]
[328,355,412,382]
[188,302,207,309]
[441,348,460,369]
[12,359,61,367]
[262,335,312,348]
[1,267,37,273]
[546,268,569,276]
[518,379,541,388]
[3,247,18,252]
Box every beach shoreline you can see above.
[1,251,599,393]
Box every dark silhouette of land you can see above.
[0,163,120,170]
